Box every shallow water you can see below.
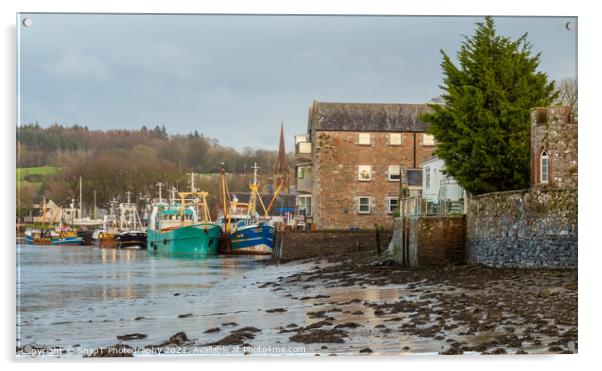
[17,244,442,357]
[17,244,561,357]
[17,244,293,355]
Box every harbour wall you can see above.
[387,216,466,267]
[466,188,578,268]
[272,229,392,261]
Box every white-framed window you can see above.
[389,133,402,146]
[358,197,371,214]
[358,165,372,181]
[423,134,435,146]
[297,167,305,179]
[297,195,312,217]
[388,197,399,214]
[541,149,549,184]
[358,133,371,145]
[295,134,308,144]
[425,166,431,189]
[388,165,401,181]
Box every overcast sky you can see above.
[17,14,577,151]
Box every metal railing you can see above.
[399,195,465,216]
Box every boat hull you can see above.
[77,230,95,246]
[116,231,147,249]
[229,224,274,255]
[25,235,83,246]
[147,223,221,255]
[95,233,118,249]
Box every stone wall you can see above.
[312,130,434,229]
[466,188,577,268]
[272,229,392,261]
[387,216,466,267]
[409,216,466,266]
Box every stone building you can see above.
[530,106,578,189]
[294,101,435,229]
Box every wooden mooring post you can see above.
[374,223,383,256]
[403,216,410,267]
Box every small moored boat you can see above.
[24,198,83,246]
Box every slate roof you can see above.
[309,101,430,132]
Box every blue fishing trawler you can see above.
[219,163,279,255]
[230,222,274,254]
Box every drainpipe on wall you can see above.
[413,132,417,168]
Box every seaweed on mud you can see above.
[289,329,348,344]
[116,333,147,341]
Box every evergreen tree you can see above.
[421,17,558,195]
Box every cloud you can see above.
[47,53,112,82]
[19,14,577,151]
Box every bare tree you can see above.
[429,95,445,104]
[556,78,578,113]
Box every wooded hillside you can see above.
[17,124,293,216]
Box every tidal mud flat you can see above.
[260,251,577,356]
[17,246,577,357]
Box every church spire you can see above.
[276,122,287,173]
[274,122,289,193]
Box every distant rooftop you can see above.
[309,101,430,132]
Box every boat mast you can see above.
[169,187,177,205]
[156,182,163,203]
[77,176,82,219]
[189,172,196,192]
[126,191,133,230]
[41,197,46,228]
[249,163,259,221]
[220,163,232,233]
[249,163,269,218]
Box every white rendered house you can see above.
[421,157,464,204]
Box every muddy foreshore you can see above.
[264,251,577,355]
[17,250,577,357]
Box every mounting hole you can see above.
[22,18,32,27]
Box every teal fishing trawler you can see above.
[147,182,221,255]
